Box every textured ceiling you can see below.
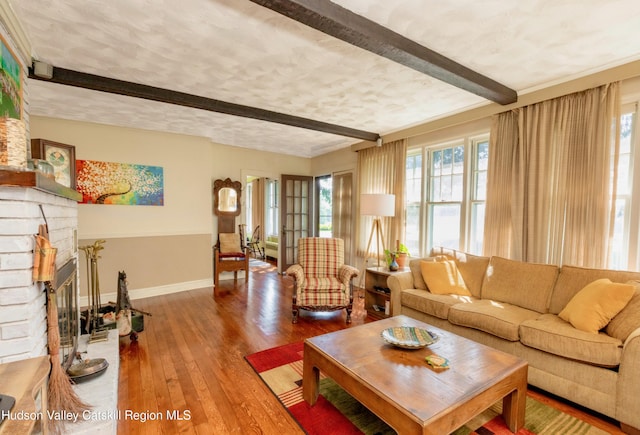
[10,0,640,157]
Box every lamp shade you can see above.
[360,193,395,217]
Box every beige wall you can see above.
[30,116,311,300]
[311,146,357,176]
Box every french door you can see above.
[280,174,313,272]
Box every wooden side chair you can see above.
[247,225,265,259]
[286,237,359,323]
[214,232,249,296]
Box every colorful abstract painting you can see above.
[0,34,22,119]
[76,160,164,206]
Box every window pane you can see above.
[441,175,452,200]
[620,113,633,154]
[432,150,442,176]
[452,174,463,200]
[317,176,332,237]
[610,198,628,269]
[428,204,460,250]
[443,148,452,168]
[453,146,464,174]
[404,203,420,255]
[617,153,630,195]
[431,177,441,202]
[477,140,489,170]
[469,203,485,255]
[475,171,487,201]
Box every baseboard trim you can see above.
[79,278,213,307]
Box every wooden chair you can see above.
[247,225,265,259]
[286,237,359,323]
[214,232,249,296]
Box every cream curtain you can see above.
[356,139,407,268]
[250,178,265,239]
[483,83,621,268]
[332,171,354,264]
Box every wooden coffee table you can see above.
[303,315,528,434]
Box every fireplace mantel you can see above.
[0,168,81,202]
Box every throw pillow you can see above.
[420,259,471,296]
[606,280,640,341]
[219,233,242,253]
[558,278,635,334]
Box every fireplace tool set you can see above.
[79,239,110,342]
[79,240,150,343]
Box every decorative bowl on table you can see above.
[381,326,438,349]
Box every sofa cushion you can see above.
[401,288,476,320]
[219,233,242,253]
[549,265,640,314]
[420,260,471,296]
[409,257,431,290]
[452,251,490,298]
[481,256,559,313]
[606,281,640,341]
[520,314,624,367]
[448,299,541,341]
[558,278,635,334]
[423,248,489,298]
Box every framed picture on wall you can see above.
[0,33,22,119]
[30,139,77,189]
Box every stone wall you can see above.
[0,186,78,362]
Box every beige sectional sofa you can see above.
[387,248,640,433]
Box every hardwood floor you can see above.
[118,259,625,434]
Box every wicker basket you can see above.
[0,117,27,168]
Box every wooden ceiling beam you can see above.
[28,65,381,143]
[250,0,518,105]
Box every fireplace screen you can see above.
[54,259,79,370]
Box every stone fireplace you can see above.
[0,176,79,364]
[1,173,120,434]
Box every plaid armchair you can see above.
[286,237,359,323]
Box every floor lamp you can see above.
[361,194,396,268]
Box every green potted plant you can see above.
[384,243,411,269]
[395,243,410,268]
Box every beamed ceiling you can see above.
[9,0,640,158]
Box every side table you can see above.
[0,355,49,434]
[364,266,407,319]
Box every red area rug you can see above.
[246,341,607,435]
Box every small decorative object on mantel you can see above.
[31,138,76,189]
[0,117,26,168]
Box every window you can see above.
[610,103,639,270]
[469,138,489,254]
[404,134,489,256]
[266,179,279,236]
[316,175,332,237]
[404,153,422,256]
[427,142,465,251]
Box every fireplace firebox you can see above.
[53,259,80,370]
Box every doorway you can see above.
[243,172,279,266]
